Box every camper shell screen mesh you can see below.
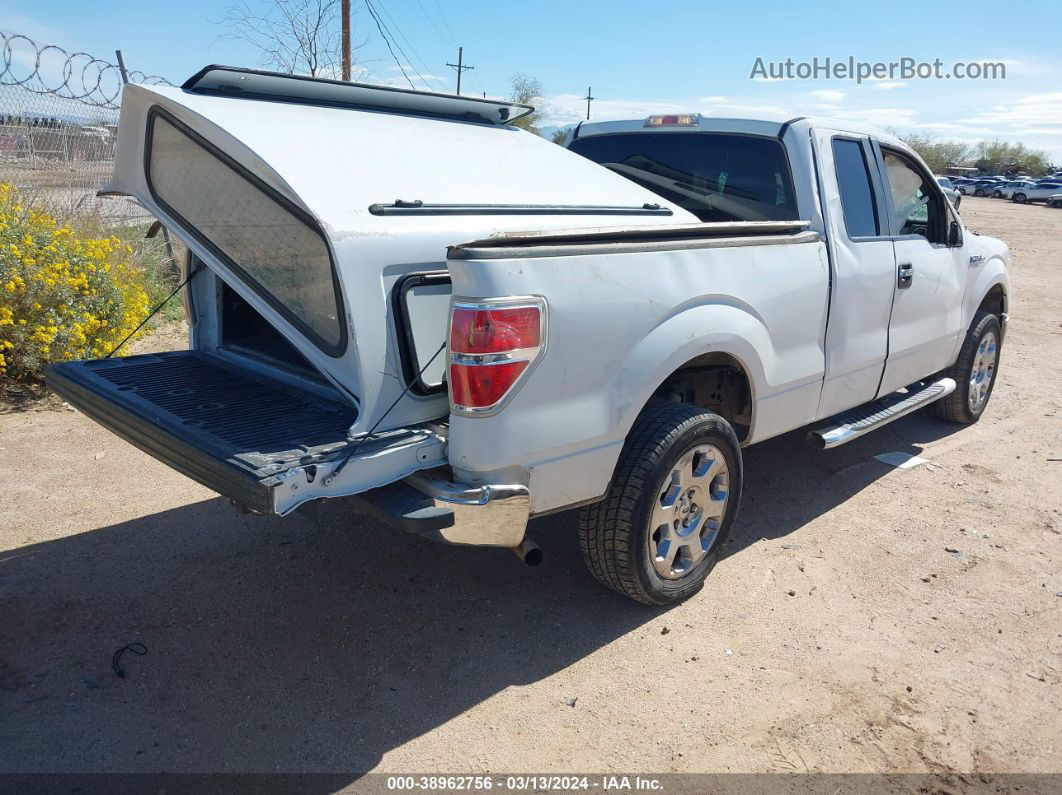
[146,110,345,353]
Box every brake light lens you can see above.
[450,361,529,408]
[448,301,544,412]
[644,113,700,127]
[449,306,541,354]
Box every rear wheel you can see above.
[1013,193,1027,203]
[578,400,742,605]
[931,311,1001,424]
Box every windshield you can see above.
[568,131,798,222]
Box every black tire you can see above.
[1013,193,1027,203]
[974,189,985,197]
[931,311,1002,424]
[578,400,742,605]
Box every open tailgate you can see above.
[46,351,445,515]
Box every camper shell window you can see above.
[145,108,346,355]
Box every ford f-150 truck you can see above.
[47,68,1010,605]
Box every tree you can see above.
[896,131,1049,175]
[217,0,360,78]
[551,128,569,145]
[972,139,1050,175]
[509,74,545,134]
[898,133,971,174]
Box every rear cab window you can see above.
[145,109,346,355]
[567,131,798,223]
[832,138,880,238]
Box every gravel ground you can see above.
[0,197,1059,778]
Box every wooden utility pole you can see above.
[585,86,594,120]
[341,0,351,80]
[446,47,474,95]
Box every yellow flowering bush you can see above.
[0,183,152,380]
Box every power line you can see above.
[375,0,437,87]
[366,0,431,90]
[364,0,419,90]
[414,0,450,46]
[431,0,458,44]
[446,46,474,95]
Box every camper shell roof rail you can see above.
[181,65,534,126]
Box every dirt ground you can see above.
[0,197,1059,778]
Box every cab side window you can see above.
[881,149,946,244]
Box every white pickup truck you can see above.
[48,68,1010,605]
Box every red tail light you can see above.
[450,361,529,407]
[448,300,544,412]
[449,306,541,354]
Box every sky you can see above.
[3,0,1062,161]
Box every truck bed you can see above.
[46,351,359,514]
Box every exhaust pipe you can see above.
[512,536,544,566]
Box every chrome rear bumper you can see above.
[404,469,530,547]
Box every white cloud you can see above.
[706,101,791,116]
[871,81,906,90]
[540,94,695,127]
[816,106,920,128]
[808,89,845,102]
[386,64,445,83]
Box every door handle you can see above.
[897,263,913,288]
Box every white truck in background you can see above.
[48,68,1010,605]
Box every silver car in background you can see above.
[936,176,962,208]
[994,180,1036,200]
[1011,181,1062,203]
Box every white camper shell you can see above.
[105,68,694,428]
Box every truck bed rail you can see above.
[449,220,816,259]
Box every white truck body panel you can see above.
[446,229,829,513]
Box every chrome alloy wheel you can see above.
[648,444,730,579]
[969,330,998,413]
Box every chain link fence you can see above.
[0,29,186,289]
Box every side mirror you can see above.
[948,220,962,247]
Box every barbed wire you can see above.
[0,29,171,110]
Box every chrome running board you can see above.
[808,378,956,449]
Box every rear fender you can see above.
[609,303,768,439]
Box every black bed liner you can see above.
[46,351,359,514]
